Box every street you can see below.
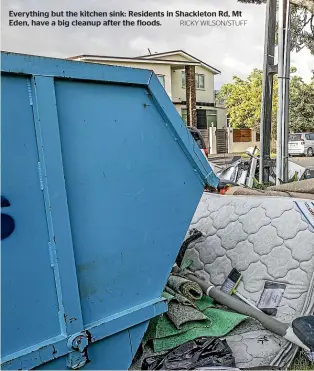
[289,156,314,168]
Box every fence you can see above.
[208,128,260,154]
[233,129,252,143]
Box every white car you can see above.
[288,133,314,157]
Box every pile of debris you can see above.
[208,147,314,198]
[212,147,314,190]
[131,223,314,370]
[131,148,314,370]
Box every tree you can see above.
[218,69,314,134]
[238,0,314,54]
[289,75,314,131]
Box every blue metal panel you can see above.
[37,322,150,370]
[148,73,218,187]
[53,78,207,325]
[1,52,218,370]
[3,298,166,370]
[30,75,84,335]
[1,75,61,355]
[85,298,167,343]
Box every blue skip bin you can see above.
[1,52,218,370]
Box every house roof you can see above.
[68,50,220,74]
[138,50,221,74]
[68,54,199,67]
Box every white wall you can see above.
[171,65,215,103]
[216,107,227,129]
[86,56,215,105]
[86,60,172,98]
[228,128,260,153]
[147,53,215,103]
[208,127,261,154]
[175,104,227,131]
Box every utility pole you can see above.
[282,0,291,182]
[276,0,291,184]
[260,0,277,183]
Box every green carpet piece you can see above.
[145,296,247,353]
[167,301,207,329]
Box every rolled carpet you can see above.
[164,286,195,307]
[267,178,314,194]
[167,274,203,302]
[225,186,314,200]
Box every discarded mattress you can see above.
[186,193,314,369]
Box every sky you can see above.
[2,0,314,89]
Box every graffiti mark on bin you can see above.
[1,196,15,240]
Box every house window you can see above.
[157,75,165,88]
[181,71,186,88]
[181,108,187,124]
[196,74,205,89]
[181,71,205,89]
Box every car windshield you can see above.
[289,134,302,141]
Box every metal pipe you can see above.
[276,0,286,184]
[186,272,312,351]
[186,273,289,336]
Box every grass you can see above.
[289,351,314,370]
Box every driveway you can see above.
[289,156,314,168]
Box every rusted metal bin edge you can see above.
[1,51,218,189]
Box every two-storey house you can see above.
[69,50,227,149]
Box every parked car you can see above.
[288,133,314,157]
[187,126,209,159]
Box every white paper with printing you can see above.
[295,201,314,229]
